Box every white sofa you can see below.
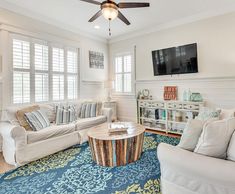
[158,142,235,194]
[0,134,2,152]
[0,101,112,166]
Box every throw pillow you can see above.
[68,101,83,119]
[227,131,235,161]
[218,108,235,120]
[25,110,50,131]
[16,105,40,131]
[178,119,205,151]
[55,105,76,125]
[39,104,56,123]
[194,118,235,159]
[196,107,221,121]
[96,101,103,116]
[80,102,97,118]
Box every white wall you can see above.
[0,8,108,109]
[109,12,235,121]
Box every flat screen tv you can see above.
[152,43,198,76]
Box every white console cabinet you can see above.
[137,100,204,135]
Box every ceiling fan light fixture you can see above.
[101,3,118,20]
[102,7,118,20]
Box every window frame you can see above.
[113,51,135,96]
[10,34,80,105]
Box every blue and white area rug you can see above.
[0,133,179,194]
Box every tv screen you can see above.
[152,43,198,76]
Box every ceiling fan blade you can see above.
[80,0,101,5]
[118,11,130,25]
[118,2,150,9]
[88,10,102,22]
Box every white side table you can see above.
[103,101,117,122]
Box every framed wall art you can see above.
[89,51,104,69]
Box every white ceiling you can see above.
[1,0,235,41]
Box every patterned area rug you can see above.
[0,133,179,194]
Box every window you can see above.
[12,35,79,104]
[52,47,64,101]
[114,54,132,93]
[13,39,30,104]
[34,43,49,102]
[67,50,78,100]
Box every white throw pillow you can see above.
[196,107,221,121]
[39,104,56,123]
[227,132,235,161]
[194,118,235,159]
[218,108,235,120]
[178,119,205,151]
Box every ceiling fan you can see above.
[80,0,150,25]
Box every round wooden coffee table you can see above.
[87,122,145,167]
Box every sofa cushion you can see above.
[16,105,40,131]
[227,131,235,161]
[27,123,75,144]
[194,118,235,159]
[75,116,106,131]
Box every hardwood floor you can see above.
[145,129,181,138]
[0,152,15,174]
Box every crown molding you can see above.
[109,6,235,44]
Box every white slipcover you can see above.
[158,143,235,194]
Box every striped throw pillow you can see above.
[80,102,97,118]
[25,110,50,131]
[55,106,76,125]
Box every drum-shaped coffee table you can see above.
[87,122,145,167]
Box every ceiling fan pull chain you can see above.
[109,19,111,36]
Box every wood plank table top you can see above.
[87,122,145,141]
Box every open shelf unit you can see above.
[137,100,204,135]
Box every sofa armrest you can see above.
[0,122,27,165]
[102,108,113,123]
[158,143,235,192]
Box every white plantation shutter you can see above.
[35,73,49,102]
[53,48,64,72]
[67,50,78,99]
[123,55,132,93]
[13,39,30,69]
[68,76,77,100]
[35,44,48,71]
[52,47,65,101]
[13,72,30,103]
[34,43,49,102]
[53,75,64,101]
[124,55,131,72]
[13,39,31,103]
[114,54,132,93]
[67,51,77,73]
[12,34,79,104]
